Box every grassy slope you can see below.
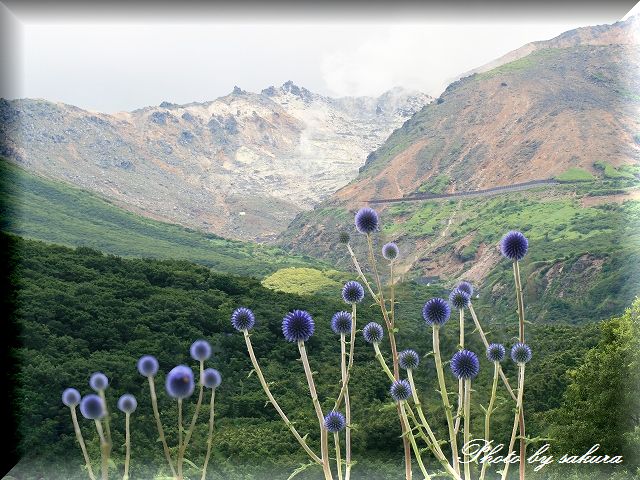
[0,159,327,278]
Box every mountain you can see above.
[0,83,432,242]
[279,18,640,324]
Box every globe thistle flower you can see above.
[137,355,159,377]
[511,342,532,364]
[456,281,474,297]
[231,307,256,331]
[80,394,105,420]
[324,411,346,433]
[342,281,365,304]
[390,379,412,402]
[422,298,451,326]
[331,311,352,335]
[399,349,420,370]
[500,230,529,261]
[362,322,384,344]
[355,207,379,234]
[382,242,399,261]
[338,231,350,244]
[190,339,212,361]
[282,310,315,342]
[450,350,480,380]
[449,288,471,310]
[89,372,109,391]
[486,343,506,363]
[165,365,195,399]
[62,388,81,407]
[117,394,138,414]
[202,368,222,389]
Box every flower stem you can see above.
[365,234,412,480]
[399,401,431,480]
[177,398,184,480]
[432,326,460,476]
[147,376,178,479]
[298,341,334,480]
[468,304,517,401]
[463,379,471,480]
[334,432,343,480]
[98,390,112,446]
[454,309,464,435]
[200,389,216,480]
[94,420,108,480]
[180,360,205,473]
[123,412,131,480]
[345,243,377,300]
[406,370,460,480]
[480,362,499,480]
[501,364,525,480]
[373,343,394,381]
[334,303,357,411]
[340,333,352,480]
[513,260,527,480]
[70,407,96,480]
[242,330,322,465]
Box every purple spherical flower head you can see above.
[62,388,81,407]
[117,394,137,414]
[282,310,315,342]
[89,372,109,391]
[331,311,352,335]
[137,355,159,377]
[355,207,379,234]
[422,298,451,326]
[231,307,255,331]
[342,281,365,304]
[202,368,222,389]
[390,379,412,402]
[399,349,420,370]
[456,281,474,297]
[449,288,470,310]
[362,322,384,344]
[451,350,480,380]
[486,343,506,363]
[511,343,532,364]
[80,394,105,420]
[500,231,529,261]
[166,365,195,399]
[324,411,346,433]
[382,242,399,261]
[190,339,212,362]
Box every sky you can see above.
[2,1,638,112]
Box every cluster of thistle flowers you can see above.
[61,340,221,480]
[343,207,533,480]
[230,289,363,480]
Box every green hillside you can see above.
[0,159,325,278]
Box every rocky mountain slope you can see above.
[280,17,640,315]
[0,82,431,241]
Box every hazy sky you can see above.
[3,2,637,112]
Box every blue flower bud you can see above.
[500,231,529,261]
[137,355,159,377]
[486,343,506,362]
[362,322,384,344]
[511,343,532,364]
[231,307,256,331]
[324,411,346,433]
[451,350,480,379]
[390,379,412,402]
[117,394,137,414]
[355,207,379,234]
[89,372,109,391]
[449,288,470,310]
[190,339,212,361]
[331,311,352,335]
[202,368,222,389]
[80,394,105,420]
[399,349,420,370]
[422,298,451,326]
[456,281,474,297]
[282,310,315,342]
[62,388,81,407]
[342,281,365,304]
[166,365,195,399]
[382,242,399,261]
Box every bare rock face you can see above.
[0,84,432,241]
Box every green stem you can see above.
[242,330,322,464]
[98,390,112,447]
[513,260,527,480]
[177,398,183,480]
[70,407,96,480]
[334,432,343,480]
[468,304,517,401]
[501,365,525,480]
[200,389,216,480]
[180,360,205,467]
[406,370,461,480]
[399,401,431,480]
[480,362,500,480]
[341,333,352,480]
[463,379,471,480]
[148,376,178,479]
[433,326,460,476]
[298,341,334,480]
[123,412,131,480]
[454,309,464,435]
[345,243,377,300]
[334,303,357,411]
[94,420,108,480]
[373,343,394,381]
